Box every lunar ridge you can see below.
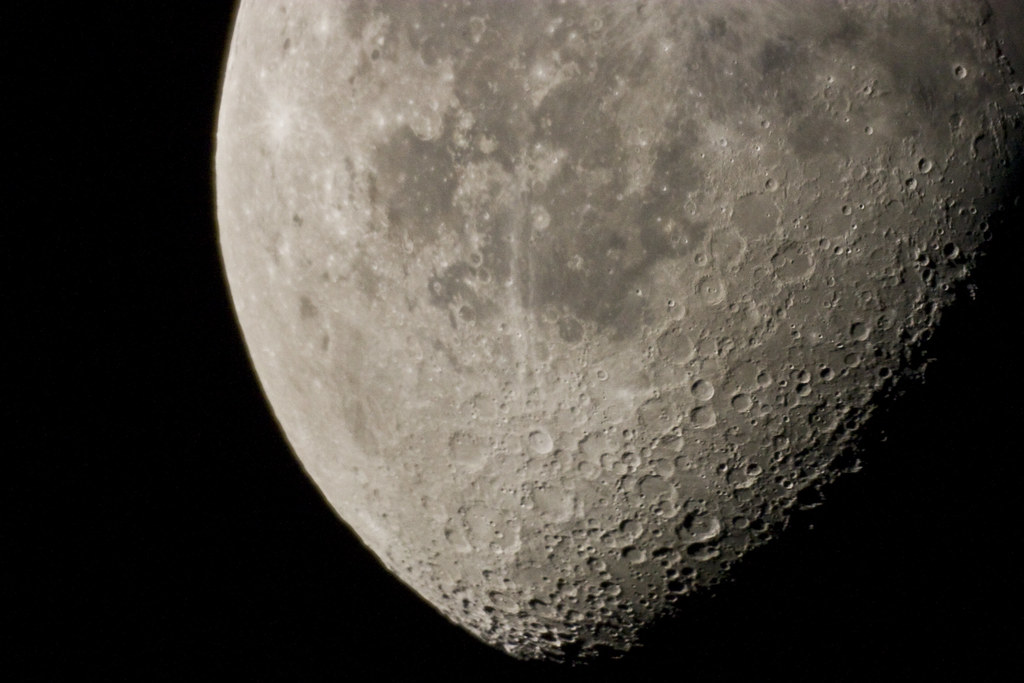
[216,0,1023,661]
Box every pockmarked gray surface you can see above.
[216,0,1023,661]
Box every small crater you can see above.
[679,512,722,542]
[469,16,486,43]
[638,475,675,501]
[622,546,647,564]
[695,275,727,306]
[771,242,814,283]
[688,541,720,559]
[690,379,714,402]
[731,393,752,412]
[530,205,551,231]
[528,428,554,455]
[689,406,717,429]
[709,228,746,269]
[657,325,696,365]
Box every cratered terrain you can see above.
[215,0,1023,661]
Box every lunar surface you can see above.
[216,0,1023,661]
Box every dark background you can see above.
[15,3,1021,680]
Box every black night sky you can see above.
[16,3,1021,680]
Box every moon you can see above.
[215,0,1023,661]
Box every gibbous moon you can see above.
[216,0,1023,660]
